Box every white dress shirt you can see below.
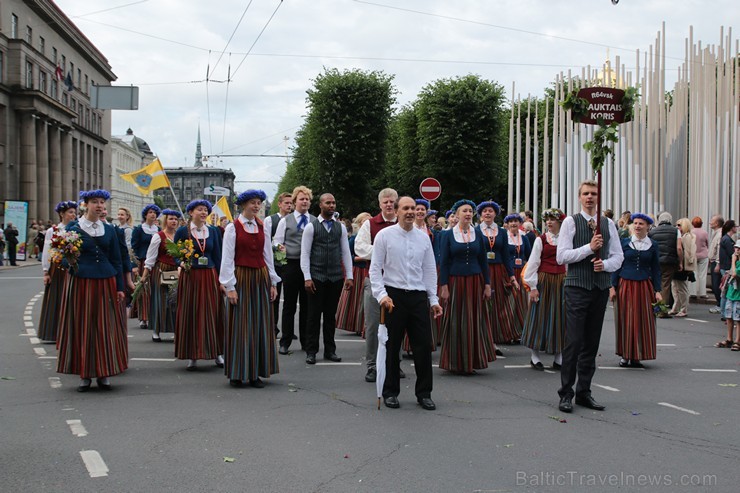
[141,222,159,235]
[42,222,64,272]
[556,211,623,272]
[629,234,652,251]
[272,210,310,246]
[189,222,209,239]
[369,224,439,307]
[354,214,397,260]
[219,214,281,292]
[299,216,353,281]
[263,213,286,241]
[79,217,104,237]
[144,231,175,270]
[523,231,560,290]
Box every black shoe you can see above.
[96,378,112,391]
[139,321,148,330]
[619,358,629,368]
[292,334,298,340]
[552,362,562,370]
[324,353,342,362]
[306,353,316,364]
[278,345,290,355]
[630,360,644,369]
[77,379,91,392]
[229,379,244,388]
[399,368,406,379]
[250,378,265,388]
[495,348,504,356]
[558,396,573,413]
[530,360,544,371]
[384,396,400,409]
[417,397,436,411]
[365,368,377,382]
[152,334,162,342]
[575,395,605,411]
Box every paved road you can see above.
[1,263,738,492]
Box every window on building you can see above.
[51,80,57,99]
[39,71,47,93]
[71,98,76,112]
[0,51,3,84]
[39,37,45,54]
[11,14,18,38]
[62,92,68,106]
[25,26,32,44]
[61,55,66,71]
[70,62,74,78]
[84,75,88,94]
[25,61,33,88]
[85,108,90,128]
[52,47,57,64]
[77,68,81,87]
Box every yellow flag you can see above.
[120,158,171,195]
[209,196,234,225]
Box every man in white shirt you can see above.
[265,192,294,336]
[370,196,442,410]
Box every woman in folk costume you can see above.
[504,213,532,342]
[56,190,127,392]
[174,199,225,371]
[476,200,517,355]
[116,207,134,252]
[220,190,281,387]
[38,201,78,342]
[438,199,495,373]
[141,209,181,342]
[521,208,567,370]
[609,213,661,368]
[131,204,161,329]
[336,212,371,336]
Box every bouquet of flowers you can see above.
[652,300,669,317]
[273,243,287,266]
[49,228,83,273]
[165,238,195,271]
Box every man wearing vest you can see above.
[556,180,623,413]
[648,212,683,315]
[355,188,399,382]
[300,193,353,364]
[264,192,294,337]
[273,186,316,354]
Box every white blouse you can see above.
[629,234,652,251]
[141,222,159,235]
[79,217,104,237]
[219,215,281,291]
[42,222,64,272]
[144,231,176,270]
[452,224,476,243]
[523,232,560,290]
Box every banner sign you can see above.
[4,201,29,261]
[576,87,627,125]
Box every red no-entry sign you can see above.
[419,177,442,201]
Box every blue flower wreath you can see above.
[54,200,78,213]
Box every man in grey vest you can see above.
[273,186,315,354]
[648,212,683,315]
[556,180,623,413]
[264,192,294,336]
[300,193,353,364]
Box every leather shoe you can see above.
[384,396,400,409]
[530,360,544,371]
[77,378,92,392]
[250,378,265,388]
[399,368,406,379]
[417,397,436,410]
[551,362,562,370]
[558,396,573,413]
[306,353,316,364]
[365,368,377,382]
[324,353,342,362]
[229,379,244,388]
[278,345,290,355]
[495,348,504,356]
[575,395,605,411]
[96,378,112,391]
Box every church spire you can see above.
[194,124,203,167]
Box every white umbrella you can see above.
[376,306,391,409]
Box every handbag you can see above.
[160,269,180,285]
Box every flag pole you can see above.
[167,182,185,218]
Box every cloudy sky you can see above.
[55,0,739,198]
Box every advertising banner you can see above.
[4,201,29,261]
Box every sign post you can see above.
[419,178,442,202]
[204,184,230,197]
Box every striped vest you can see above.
[564,214,611,290]
[309,218,344,283]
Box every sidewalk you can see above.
[0,259,43,272]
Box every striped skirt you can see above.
[225,266,279,381]
[175,267,224,360]
[521,271,566,353]
[56,277,128,378]
[149,261,177,334]
[132,260,151,322]
[510,266,528,339]
[335,265,368,334]
[487,263,520,344]
[433,266,444,345]
[38,263,69,342]
[614,278,657,361]
[439,274,495,372]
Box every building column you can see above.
[60,131,73,200]
[19,113,37,221]
[49,127,62,208]
[36,121,50,221]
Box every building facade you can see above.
[153,166,236,215]
[0,0,116,224]
[110,128,155,219]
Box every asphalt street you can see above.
[1,262,738,492]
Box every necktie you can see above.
[326,219,333,232]
[298,214,308,230]
[588,218,597,231]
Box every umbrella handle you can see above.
[380,306,385,325]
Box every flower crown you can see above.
[541,208,566,221]
[55,200,78,213]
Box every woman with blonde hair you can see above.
[670,218,697,317]
[116,207,134,251]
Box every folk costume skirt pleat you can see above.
[149,261,177,334]
[335,265,368,335]
[510,266,527,340]
[132,259,151,322]
[56,277,128,378]
[175,267,224,360]
[439,274,495,372]
[225,266,278,381]
[38,263,69,341]
[488,263,520,344]
[521,271,566,354]
[614,278,657,361]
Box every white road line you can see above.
[334,339,366,343]
[656,343,676,347]
[38,356,57,360]
[658,402,700,415]
[599,366,645,370]
[26,328,36,335]
[543,369,556,374]
[593,384,620,392]
[24,321,34,327]
[67,420,88,437]
[29,337,41,345]
[691,369,737,373]
[24,310,32,315]
[130,357,176,362]
[23,315,32,321]
[684,318,708,324]
[314,362,362,366]
[412,364,439,367]
[79,450,109,478]
[48,377,62,389]
[496,355,507,359]
[34,347,47,356]
[503,365,531,369]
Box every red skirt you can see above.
[487,263,520,344]
[175,267,224,360]
[56,277,128,378]
[38,263,69,342]
[614,278,657,360]
[149,261,177,334]
[335,265,368,334]
[132,260,151,322]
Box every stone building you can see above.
[0,0,115,223]
[110,128,156,220]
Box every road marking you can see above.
[656,343,676,347]
[26,328,36,335]
[503,365,532,369]
[38,356,57,360]
[23,315,32,321]
[691,369,737,373]
[79,450,109,478]
[0,276,45,280]
[130,357,177,362]
[334,339,366,343]
[24,321,34,327]
[593,384,620,392]
[24,310,32,315]
[127,335,134,338]
[599,366,645,370]
[34,347,47,356]
[496,355,507,359]
[684,318,707,323]
[29,337,41,344]
[48,377,62,389]
[67,420,88,437]
[314,362,362,366]
[658,402,700,415]
[543,369,556,374]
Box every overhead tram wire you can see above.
[230,0,285,80]
[220,56,232,154]
[205,51,214,155]
[70,0,150,18]
[211,1,254,76]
